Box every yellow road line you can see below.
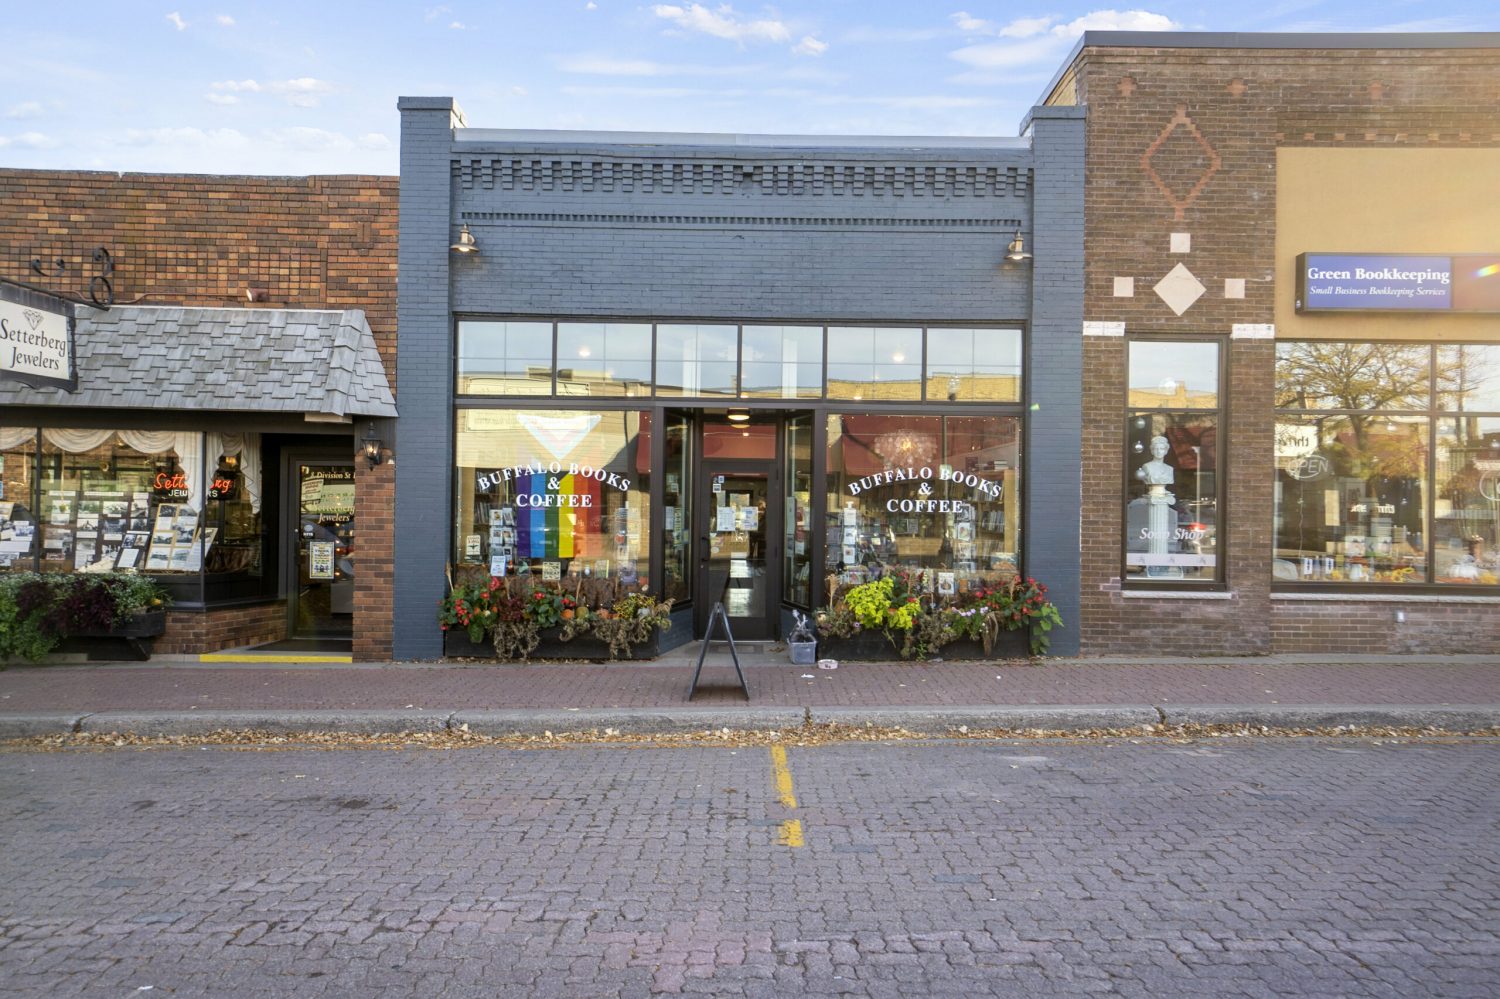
[198,653,353,663]
[769,745,804,847]
[769,745,799,808]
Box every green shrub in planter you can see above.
[0,572,171,665]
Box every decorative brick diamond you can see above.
[1154,263,1206,316]
[1140,105,1222,221]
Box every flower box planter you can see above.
[818,626,1030,662]
[443,625,661,661]
[56,608,167,662]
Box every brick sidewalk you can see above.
[2,656,1498,714]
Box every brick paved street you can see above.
[2,739,1497,997]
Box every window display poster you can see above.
[465,534,482,558]
[541,560,562,581]
[309,541,336,580]
[716,506,737,532]
[740,506,759,531]
[489,553,508,577]
[937,572,956,596]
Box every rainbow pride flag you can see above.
[513,472,603,560]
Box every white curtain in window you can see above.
[0,427,36,450]
[40,429,206,509]
[41,428,115,453]
[210,432,263,513]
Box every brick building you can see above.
[0,173,400,659]
[1047,32,1500,654]
[4,32,1497,663]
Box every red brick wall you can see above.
[0,170,399,375]
[1067,45,1500,654]
[353,443,395,661]
[157,601,288,655]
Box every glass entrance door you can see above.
[291,460,355,638]
[696,460,781,640]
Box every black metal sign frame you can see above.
[686,601,751,701]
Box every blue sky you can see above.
[2,2,1494,175]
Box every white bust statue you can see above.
[1136,435,1175,487]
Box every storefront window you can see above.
[0,427,39,572]
[2,426,265,595]
[557,323,652,398]
[1439,344,1500,411]
[826,327,922,401]
[824,414,1020,598]
[1125,414,1218,581]
[741,325,822,399]
[925,328,1022,402]
[1125,340,1221,583]
[1434,417,1500,584]
[784,415,813,605]
[655,324,738,397]
[454,409,652,585]
[457,320,554,395]
[663,414,692,603]
[1274,414,1428,583]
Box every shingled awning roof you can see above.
[0,305,397,418]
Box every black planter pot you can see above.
[817,625,1031,662]
[443,625,662,661]
[57,608,167,662]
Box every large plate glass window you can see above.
[1275,342,1500,587]
[1124,339,1221,584]
[454,409,651,587]
[655,324,738,398]
[925,328,1022,402]
[826,327,922,401]
[457,320,554,395]
[741,325,822,399]
[556,322,652,398]
[825,414,1020,594]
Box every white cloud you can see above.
[651,3,790,44]
[792,35,827,57]
[212,78,333,108]
[216,14,235,26]
[585,1,598,7]
[818,94,999,110]
[166,11,187,31]
[0,131,60,149]
[4,101,44,119]
[204,93,239,105]
[951,8,1179,72]
[272,78,334,108]
[951,12,996,33]
[121,126,250,150]
[1059,9,1177,33]
[425,5,451,21]
[358,133,392,149]
[450,20,468,29]
[510,85,529,96]
[556,55,762,76]
[999,16,1055,38]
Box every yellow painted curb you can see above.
[198,653,353,664]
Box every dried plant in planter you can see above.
[587,593,674,659]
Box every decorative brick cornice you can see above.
[454,158,1032,198]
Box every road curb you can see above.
[0,714,87,739]
[1162,704,1500,731]
[75,710,453,737]
[451,708,808,735]
[809,705,1163,731]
